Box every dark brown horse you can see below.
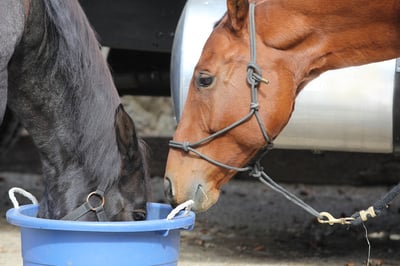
[1,0,150,221]
[165,0,400,212]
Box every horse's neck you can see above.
[8,0,121,188]
[259,0,400,83]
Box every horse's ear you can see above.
[115,104,138,159]
[226,0,249,32]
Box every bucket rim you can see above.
[6,202,195,232]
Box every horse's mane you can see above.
[42,0,122,185]
[43,0,106,88]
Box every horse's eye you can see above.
[195,72,215,89]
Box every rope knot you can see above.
[182,141,190,152]
[249,163,263,178]
[247,63,263,86]
[250,102,259,110]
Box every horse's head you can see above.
[165,0,301,212]
[37,104,150,222]
[107,105,150,221]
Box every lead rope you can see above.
[251,163,320,218]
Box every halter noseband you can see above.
[169,3,273,173]
[62,185,108,221]
[61,183,146,222]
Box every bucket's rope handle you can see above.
[8,186,192,220]
[8,187,39,209]
[166,200,194,220]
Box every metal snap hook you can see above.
[317,211,355,225]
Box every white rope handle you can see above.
[166,199,194,220]
[8,187,39,209]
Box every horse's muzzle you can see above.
[164,175,219,212]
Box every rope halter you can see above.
[169,2,273,174]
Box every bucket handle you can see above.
[8,187,192,219]
[8,187,39,209]
[166,199,194,220]
[156,200,194,237]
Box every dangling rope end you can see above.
[260,77,269,85]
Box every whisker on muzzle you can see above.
[196,184,209,202]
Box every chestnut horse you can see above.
[165,0,400,212]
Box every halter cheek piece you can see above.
[169,3,273,173]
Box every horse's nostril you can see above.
[133,209,146,221]
[164,177,176,205]
[133,209,147,221]
[164,177,172,196]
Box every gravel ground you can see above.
[1,172,400,266]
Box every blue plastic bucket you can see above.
[7,202,195,266]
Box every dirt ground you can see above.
[1,172,400,266]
